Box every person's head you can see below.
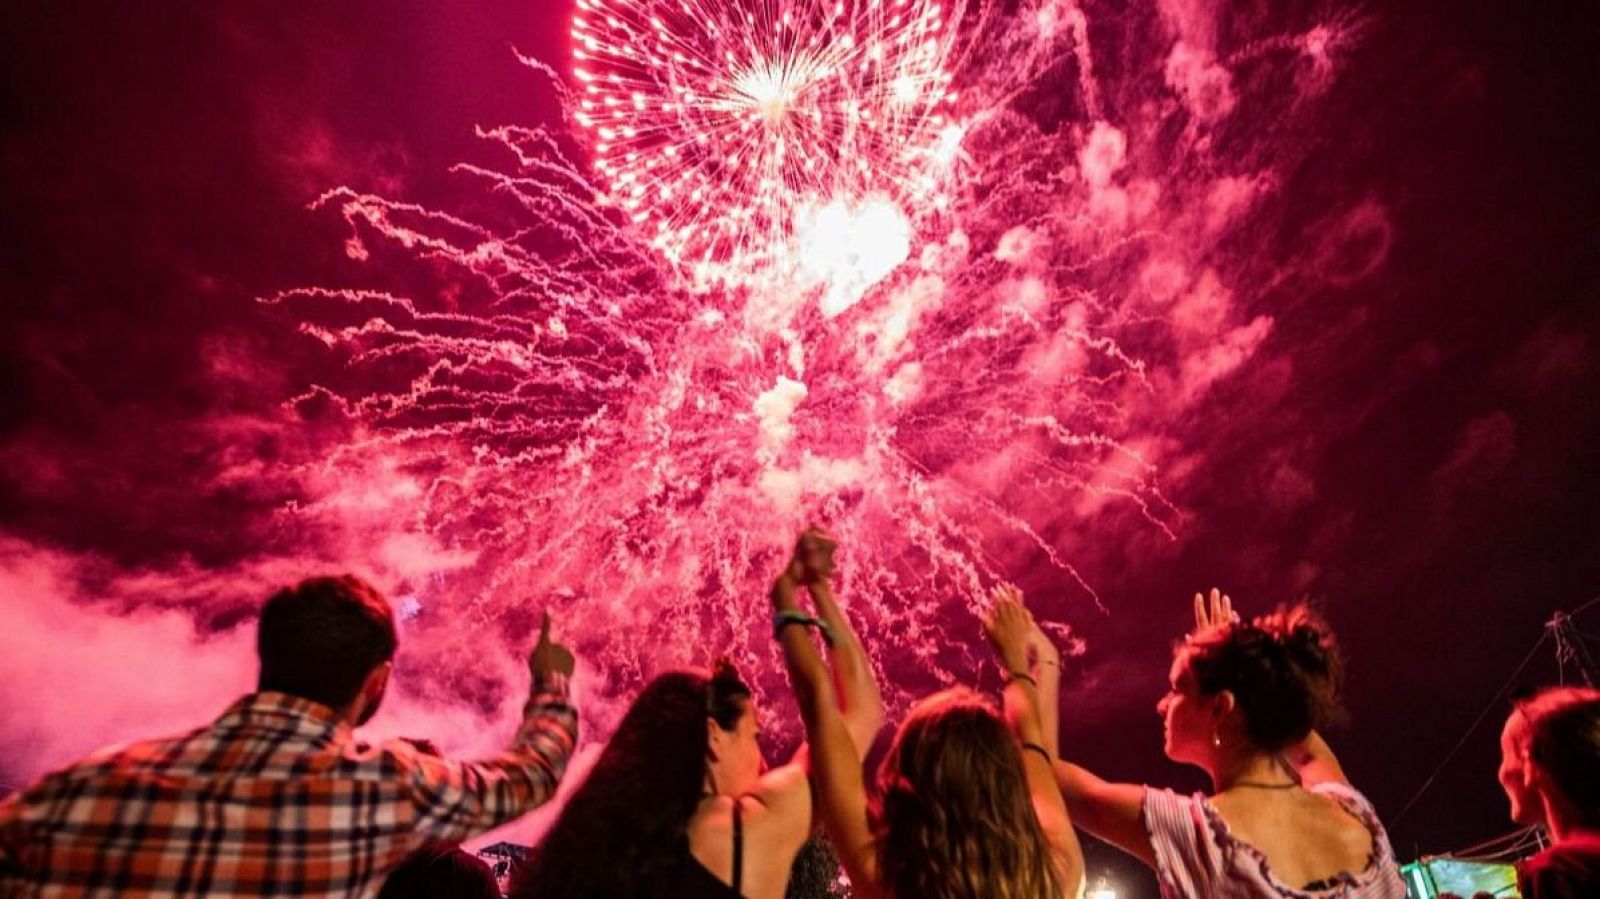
[704,657,764,796]
[257,575,397,725]
[510,661,756,899]
[873,688,1064,899]
[1499,686,1600,833]
[1158,604,1342,772]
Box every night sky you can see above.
[3,1,1599,894]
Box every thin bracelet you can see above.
[1007,670,1038,688]
[772,610,836,646]
[1020,741,1053,764]
[773,609,817,638]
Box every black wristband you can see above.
[1007,670,1038,688]
[772,610,836,646]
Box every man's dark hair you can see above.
[257,575,397,710]
[1519,687,1600,828]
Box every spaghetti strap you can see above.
[731,799,744,893]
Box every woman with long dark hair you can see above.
[1053,589,1404,897]
[509,527,882,899]
[781,576,1084,899]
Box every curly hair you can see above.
[508,661,750,899]
[872,688,1064,899]
[1182,603,1345,752]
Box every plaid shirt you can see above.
[0,675,576,897]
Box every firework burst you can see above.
[281,0,1370,729]
[571,0,963,290]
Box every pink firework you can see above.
[571,0,962,288]
[273,0,1368,753]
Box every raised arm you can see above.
[1051,761,1153,867]
[1043,590,1236,865]
[1282,730,1348,787]
[404,611,579,843]
[796,527,885,760]
[984,589,1085,897]
[1028,611,1063,759]
[772,565,886,899]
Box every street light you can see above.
[1086,874,1118,899]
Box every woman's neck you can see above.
[703,766,754,800]
[1210,748,1296,793]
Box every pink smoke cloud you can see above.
[0,538,254,789]
[1430,411,1517,500]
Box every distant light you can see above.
[396,595,424,622]
[1087,875,1118,899]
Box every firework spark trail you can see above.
[278,0,1364,719]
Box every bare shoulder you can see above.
[740,763,812,842]
[750,762,810,804]
[687,774,815,897]
[1307,787,1379,849]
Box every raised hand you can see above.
[793,525,839,586]
[529,611,576,679]
[1192,587,1236,634]
[982,585,1036,675]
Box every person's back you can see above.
[685,789,810,899]
[0,575,579,898]
[1,699,426,894]
[1059,591,1404,898]
[1209,782,1376,887]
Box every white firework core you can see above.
[572,0,959,288]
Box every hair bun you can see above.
[710,655,743,683]
[1283,622,1333,675]
[1185,602,1346,750]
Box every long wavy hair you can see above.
[509,662,750,899]
[872,688,1064,899]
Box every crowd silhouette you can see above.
[3,530,1596,898]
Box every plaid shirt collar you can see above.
[216,691,354,744]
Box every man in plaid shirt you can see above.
[0,575,579,897]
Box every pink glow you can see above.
[255,0,1374,730]
[0,0,1387,788]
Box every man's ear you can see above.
[347,661,392,725]
[367,662,391,699]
